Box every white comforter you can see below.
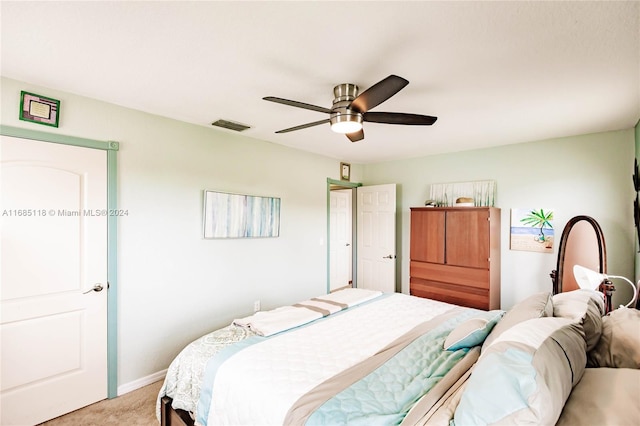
[232,288,382,336]
[203,292,460,425]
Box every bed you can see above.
[156,288,502,425]
[159,213,639,425]
[157,286,640,426]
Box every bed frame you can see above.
[160,396,195,426]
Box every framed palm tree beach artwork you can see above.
[510,208,554,253]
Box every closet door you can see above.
[445,210,490,269]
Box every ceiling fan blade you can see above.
[275,118,330,134]
[346,129,364,142]
[363,112,438,125]
[263,96,331,114]
[349,75,409,113]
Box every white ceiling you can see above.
[1,1,639,163]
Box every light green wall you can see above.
[364,129,635,309]
[1,77,362,390]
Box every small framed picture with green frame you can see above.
[19,91,60,127]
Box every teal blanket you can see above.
[304,312,475,425]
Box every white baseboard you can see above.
[117,369,167,396]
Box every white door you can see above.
[329,189,352,291]
[1,136,108,425]
[356,184,396,293]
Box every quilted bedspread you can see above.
[156,324,256,419]
[196,292,479,425]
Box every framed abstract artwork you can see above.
[203,190,281,239]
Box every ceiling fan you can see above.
[263,75,437,142]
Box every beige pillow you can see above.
[553,289,604,351]
[556,368,640,426]
[455,317,586,425]
[482,292,553,351]
[587,307,640,368]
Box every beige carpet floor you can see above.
[37,380,163,426]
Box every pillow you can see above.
[444,310,504,351]
[481,292,553,351]
[454,317,586,426]
[556,368,640,426]
[587,307,640,368]
[553,289,604,351]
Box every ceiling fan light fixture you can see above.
[330,117,363,134]
[330,108,363,134]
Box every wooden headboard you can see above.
[550,215,607,295]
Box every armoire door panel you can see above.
[445,210,490,268]
[409,210,445,263]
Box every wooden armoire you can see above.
[409,207,501,310]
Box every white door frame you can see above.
[0,125,119,398]
[326,178,361,293]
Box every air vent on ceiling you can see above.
[211,119,251,132]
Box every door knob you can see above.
[83,284,104,294]
[383,254,396,259]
